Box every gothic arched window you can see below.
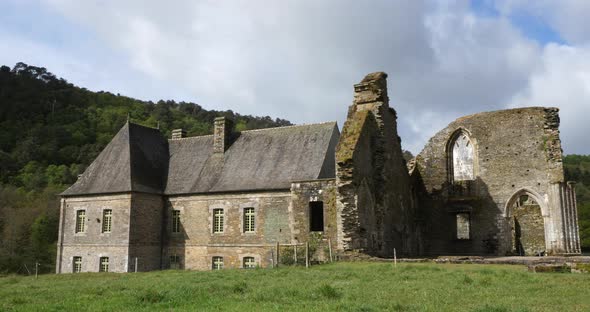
[450,131,474,181]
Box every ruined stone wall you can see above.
[57,194,132,273]
[415,107,578,255]
[335,72,416,257]
[164,191,292,270]
[289,179,337,260]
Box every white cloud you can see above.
[508,43,590,155]
[27,0,590,155]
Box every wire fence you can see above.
[275,237,335,267]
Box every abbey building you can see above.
[56,73,581,273]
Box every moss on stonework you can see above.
[336,110,369,163]
[323,186,337,240]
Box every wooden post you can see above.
[276,242,280,268]
[294,244,298,266]
[35,262,39,279]
[394,248,397,268]
[305,242,309,268]
[328,238,333,262]
[270,248,274,268]
[135,257,138,273]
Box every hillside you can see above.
[0,62,291,273]
[563,155,590,250]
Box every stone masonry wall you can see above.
[164,191,291,270]
[289,179,337,261]
[336,72,416,257]
[415,107,575,255]
[58,194,132,273]
[129,193,164,272]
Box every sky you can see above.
[1,0,589,155]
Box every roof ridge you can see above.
[168,134,214,141]
[167,121,338,141]
[126,122,136,192]
[128,121,161,131]
[239,121,337,134]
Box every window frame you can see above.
[212,256,224,270]
[456,212,471,240]
[75,210,86,233]
[243,207,255,233]
[447,129,477,184]
[73,256,82,273]
[213,209,224,234]
[102,209,112,233]
[172,210,181,234]
[169,255,181,270]
[243,256,256,269]
[99,257,109,273]
[309,201,325,232]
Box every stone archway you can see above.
[506,190,547,256]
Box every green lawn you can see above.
[1,262,589,311]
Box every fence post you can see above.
[276,242,280,268]
[135,257,138,273]
[294,244,298,266]
[270,248,274,268]
[305,242,309,268]
[328,238,333,262]
[394,248,397,268]
[35,262,39,279]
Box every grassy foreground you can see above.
[1,262,589,312]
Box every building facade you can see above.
[56,73,581,273]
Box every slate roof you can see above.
[61,122,169,196]
[62,121,339,196]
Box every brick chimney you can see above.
[213,117,234,153]
[171,129,187,140]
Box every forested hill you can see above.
[0,62,291,188]
[0,62,291,273]
[563,155,590,251]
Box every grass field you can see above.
[1,262,589,311]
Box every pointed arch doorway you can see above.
[506,190,547,256]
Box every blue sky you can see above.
[471,0,565,45]
[1,0,589,154]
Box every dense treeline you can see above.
[0,63,291,273]
[563,155,590,250]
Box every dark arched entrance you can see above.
[508,192,546,256]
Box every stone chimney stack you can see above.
[213,117,234,153]
[350,72,391,128]
[353,72,389,108]
[171,129,187,140]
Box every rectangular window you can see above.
[73,256,82,273]
[456,213,470,240]
[243,257,256,269]
[102,209,112,233]
[244,207,255,233]
[99,257,109,272]
[75,210,86,233]
[213,209,224,233]
[172,210,181,233]
[309,201,324,232]
[212,256,224,270]
[170,255,181,270]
